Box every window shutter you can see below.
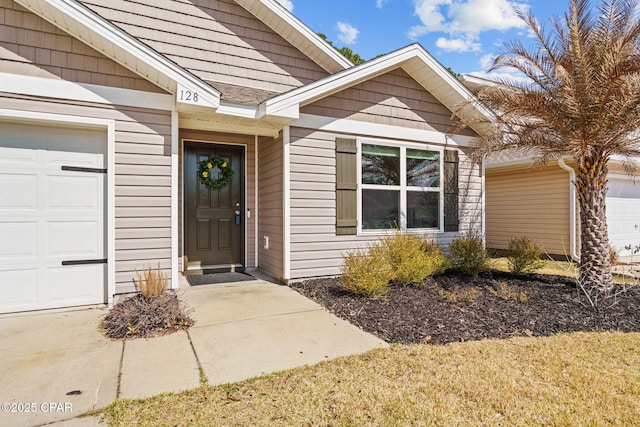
[443,149,459,232]
[336,138,358,235]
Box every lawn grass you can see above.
[101,332,640,426]
[488,257,578,277]
[489,257,637,285]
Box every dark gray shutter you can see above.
[443,149,459,232]
[336,138,358,235]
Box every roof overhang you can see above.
[234,0,353,74]
[14,0,221,112]
[259,44,495,136]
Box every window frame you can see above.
[357,137,444,235]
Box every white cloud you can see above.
[274,0,294,12]
[337,21,359,45]
[435,36,481,52]
[408,0,528,47]
[376,0,389,8]
[468,70,530,86]
[479,53,497,70]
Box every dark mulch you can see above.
[290,271,640,345]
[101,292,194,339]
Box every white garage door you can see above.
[607,178,640,257]
[0,121,107,313]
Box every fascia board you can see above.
[261,45,421,119]
[261,44,495,128]
[16,0,220,110]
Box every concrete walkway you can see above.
[0,278,386,427]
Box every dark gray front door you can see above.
[184,142,244,267]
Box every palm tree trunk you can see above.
[575,158,614,303]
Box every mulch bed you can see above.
[290,271,640,345]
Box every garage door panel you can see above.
[47,175,103,210]
[0,222,37,257]
[0,173,37,210]
[0,269,38,308]
[48,266,104,303]
[47,148,105,168]
[0,145,38,165]
[47,221,102,258]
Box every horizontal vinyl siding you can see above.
[177,130,257,269]
[288,127,482,280]
[79,0,329,94]
[0,92,172,294]
[486,164,571,256]
[0,0,163,92]
[300,68,476,137]
[258,134,284,279]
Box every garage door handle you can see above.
[62,259,107,266]
[62,166,107,174]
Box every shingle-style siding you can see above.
[78,0,330,97]
[486,164,571,256]
[0,92,173,294]
[288,127,482,279]
[178,130,257,269]
[0,0,163,92]
[258,134,284,279]
[301,68,476,137]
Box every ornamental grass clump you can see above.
[136,263,168,298]
[507,236,543,275]
[101,265,194,339]
[340,243,393,297]
[381,233,447,287]
[447,232,488,277]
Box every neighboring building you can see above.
[460,75,640,261]
[0,0,490,314]
[485,155,640,262]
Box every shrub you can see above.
[135,263,168,298]
[438,286,480,305]
[489,281,529,303]
[380,233,447,287]
[507,237,543,275]
[340,243,393,297]
[447,232,488,277]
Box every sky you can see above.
[273,0,567,78]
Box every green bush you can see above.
[447,232,488,277]
[381,233,447,286]
[340,243,393,297]
[507,237,542,275]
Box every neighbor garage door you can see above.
[0,121,107,313]
[607,178,640,257]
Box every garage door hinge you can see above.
[61,166,107,174]
[62,259,107,266]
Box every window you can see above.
[360,142,441,231]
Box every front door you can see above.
[185,143,244,269]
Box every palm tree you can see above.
[463,0,640,306]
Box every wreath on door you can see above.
[198,156,234,190]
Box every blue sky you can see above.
[275,0,567,77]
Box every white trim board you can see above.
[282,126,291,282]
[294,114,477,148]
[0,108,116,307]
[0,72,174,111]
[170,110,180,289]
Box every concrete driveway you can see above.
[0,278,386,427]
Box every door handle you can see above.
[235,210,241,225]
